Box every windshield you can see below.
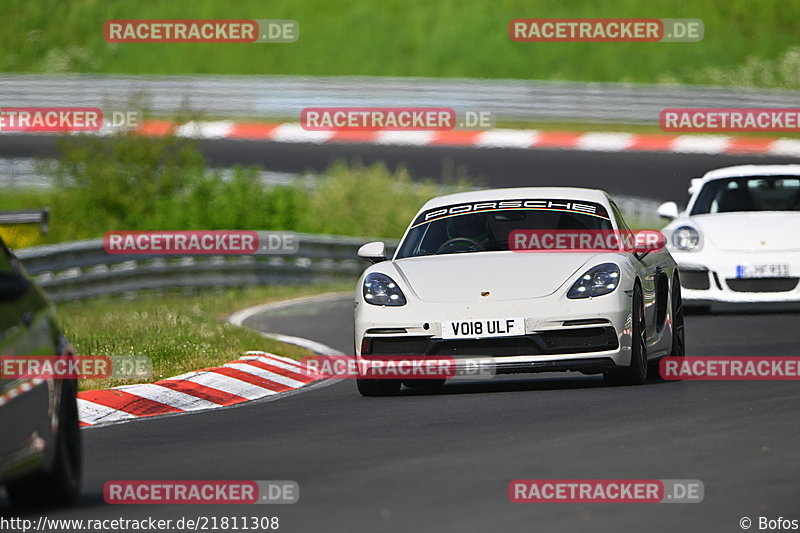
[690,176,800,215]
[396,198,613,258]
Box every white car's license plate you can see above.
[736,264,791,278]
[442,318,525,339]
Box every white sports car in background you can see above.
[353,187,683,396]
[659,165,800,311]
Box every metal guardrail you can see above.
[14,194,663,304]
[16,234,398,303]
[0,156,307,191]
[2,74,799,124]
[0,208,50,234]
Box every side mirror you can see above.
[657,201,679,220]
[0,273,31,302]
[357,242,387,264]
[632,230,667,254]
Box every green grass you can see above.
[56,283,352,390]
[2,0,800,88]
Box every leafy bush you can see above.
[684,46,800,89]
[299,161,449,237]
[3,133,470,246]
[49,133,209,237]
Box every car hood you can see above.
[393,252,599,302]
[691,212,800,251]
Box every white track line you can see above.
[261,333,345,356]
[229,293,348,357]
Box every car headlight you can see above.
[672,225,700,251]
[567,263,621,299]
[363,273,406,306]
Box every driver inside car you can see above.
[440,213,491,253]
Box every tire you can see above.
[7,379,82,507]
[604,284,647,386]
[668,276,686,358]
[402,379,446,389]
[648,275,687,380]
[357,378,401,397]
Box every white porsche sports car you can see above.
[659,165,800,310]
[353,187,683,396]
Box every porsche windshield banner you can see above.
[411,198,611,227]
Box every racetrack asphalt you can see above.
[2,140,799,531]
[3,294,799,533]
[4,134,800,201]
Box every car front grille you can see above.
[365,327,619,357]
[679,269,711,290]
[725,277,800,293]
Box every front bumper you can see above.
[674,249,800,303]
[354,290,634,375]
